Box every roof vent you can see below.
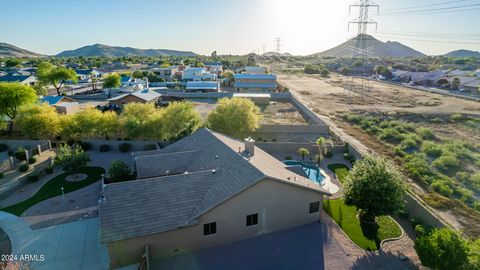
[244,137,255,156]
[212,169,217,174]
[215,155,219,159]
[184,171,189,174]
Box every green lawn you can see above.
[327,163,350,183]
[1,166,105,216]
[323,199,402,251]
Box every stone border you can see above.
[379,217,406,250]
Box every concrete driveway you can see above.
[0,212,107,270]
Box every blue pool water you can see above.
[283,160,326,184]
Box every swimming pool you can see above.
[283,160,326,184]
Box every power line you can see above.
[377,29,480,37]
[381,3,480,15]
[375,34,480,44]
[382,0,468,12]
[376,32,480,39]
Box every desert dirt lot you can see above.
[279,74,480,117]
[191,99,307,125]
[279,73,480,237]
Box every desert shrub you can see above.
[79,142,92,151]
[18,164,29,172]
[45,166,53,174]
[118,143,132,153]
[28,157,37,164]
[431,180,454,197]
[416,127,435,140]
[431,117,443,123]
[378,127,405,143]
[403,153,434,184]
[99,145,111,152]
[453,187,474,203]
[343,114,363,124]
[14,147,27,161]
[143,144,157,151]
[28,172,39,182]
[449,113,464,122]
[432,153,460,172]
[400,137,418,151]
[393,146,406,157]
[0,143,8,152]
[421,141,443,157]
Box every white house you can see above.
[204,62,223,76]
[151,66,178,81]
[233,73,278,92]
[182,67,217,82]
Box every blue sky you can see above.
[1,0,479,56]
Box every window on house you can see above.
[246,213,258,227]
[203,222,216,236]
[309,201,320,213]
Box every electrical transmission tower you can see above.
[273,37,282,72]
[347,0,379,101]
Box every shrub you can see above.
[416,127,435,140]
[99,145,111,152]
[0,172,3,179]
[421,141,443,157]
[410,217,422,228]
[284,156,293,160]
[15,147,27,161]
[432,153,460,172]
[415,224,427,237]
[378,127,405,143]
[79,142,91,151]
[119,143,132,153]
[398,209,409,219]
[51,142,57,148]
[143,144,157,151]
[19,164,29,172]
[28,172,40,182]
[45,166,53,174]
[28,157,37,164]
[108,161,132,182]
[0,143,8,152]
[400,137,417,151]
[431,180,454,197]
[449,113,464,122]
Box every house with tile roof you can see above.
[100,128,333,268]
[233,73,278,92]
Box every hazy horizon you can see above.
[1,0,479,56]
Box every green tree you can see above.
[414,228,469,270]
[5,59,21,67]
[298,147,309,161]
[131,70,145,79]
[206,97,262,138]
[451,77,461,90]
[55,144,90,177]
[102,73,121,98]
[108,160,132,182]
[320,69,330,78]
[16,104,61,139]
[161,102,201,141]
[59,114,81,141]
[37,62,78,95]
[316,136,327,158]
[120,103,157,139]
[343,155,405,222]
[0,82,37,135]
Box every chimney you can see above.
[244,137,255,156]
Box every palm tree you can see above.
[316,136,326,160]
[298,147,310,161]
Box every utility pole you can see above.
[347,0,379,99]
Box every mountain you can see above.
[310,35,425,58]
[263,52,293,57]
[0,43,43,58]
[57,44,197,57]
[444,49,480,58]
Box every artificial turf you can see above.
[323,199,402,251]
[327,163,350,183]
[1,166,105,216]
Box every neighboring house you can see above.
[447,69,472,77]
[40,96,82,114]
[100,128,331,268]
[107,89,161,106]
[233,73,278,92]
[185,81,220,92]
[75,69,100,82]
[182,67,217,82]
[204,62,223,76]
[0,74,37,86]
[120,76,146,91]
[101,61,128,70]
[245,66,266,74]
[151,67,178,81]
[445,76,477,89]
[462,79,480,93]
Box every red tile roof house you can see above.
[100,128,332,268]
